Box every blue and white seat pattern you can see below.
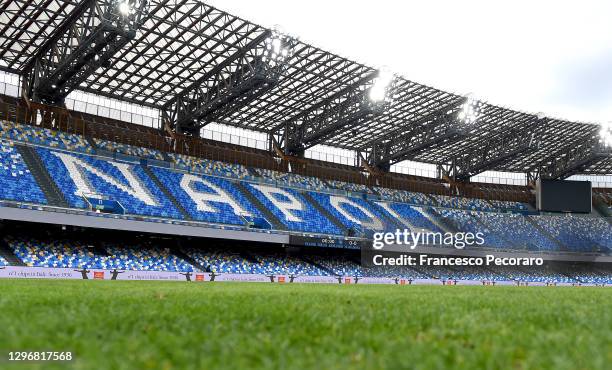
[0,139,47,204]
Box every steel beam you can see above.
[271,72,390,156]
[360,98,467,170]
[162,29,296,136]
[22,0,148,105]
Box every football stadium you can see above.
[0,0,611,369]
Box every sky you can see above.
[208,0,612,125]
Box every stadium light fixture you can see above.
[262,28,294,66]
[599,121,612,148]
[369,67,395,104]
[457,95,485,125]
[118,1,131,16]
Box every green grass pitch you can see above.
[0,280,611,369]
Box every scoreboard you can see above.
[536,179,592,213]
[289,235,368,249]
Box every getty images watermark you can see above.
[366,229,544,267]
[373,230,485,250]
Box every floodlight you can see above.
[118,1,131,15]
[600,121,612,148]
[369,67,395,103]
[458,95,485,125]
[262,28,294,67]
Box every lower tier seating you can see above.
[7,236,193,272]
[3,235,612,283]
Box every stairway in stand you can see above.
[0,238,25,266]
[16,144,68,208]
[234,182,286,230]
[141,165,193,221]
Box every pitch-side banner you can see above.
[0,267,609,286]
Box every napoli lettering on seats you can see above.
[181,173,251,216]
[51,151,158,206]
[250,184,303,222]
[329,195,383,230]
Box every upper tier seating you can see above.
[0,120,92,154]
[37,148,182,219]
[326,179,374,194]
[308,192,385,233]
[152,167,263,226]
[0,139,47,204]
[95,139,165,161]
[169,153,253,180]
[432,208,512,249]
[530,215,612,252]
[387,204,443,233]
[476,212,559,251]
[374,187,434,206]
[434,194,495,211]
[488,199,528,212]
[245,184,342,234]
[256,168,330,192]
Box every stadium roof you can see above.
[0,0,610,177]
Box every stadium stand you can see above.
[361,264,429,279]
[244,183,343,234]
[3,229,612,283]
[0,119,93,154]
[151,167,262,226]
[103,243,193,272]
[433,208,512,249]
[168,153,253,180]
[326,179,374,194]
[95,139,164,161]
[488,199,529,212]
[186,246,259,274]
[0,118,610,259]
[386,204,442,232]
[439,265,508,281]
[7,236,193,272]
[257,168,330,192]
[492,265,577,284]
[435,194,496,211]
[0,139,47,204]
[567,264,612,284]
[37,147,183,219]
[248,250,331,276]
[307,252,364,277]
[373,187,434,206]
[308,192,384,234]
[185,246,330,276]
[476,212,559,251]
[530,215,612,253]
